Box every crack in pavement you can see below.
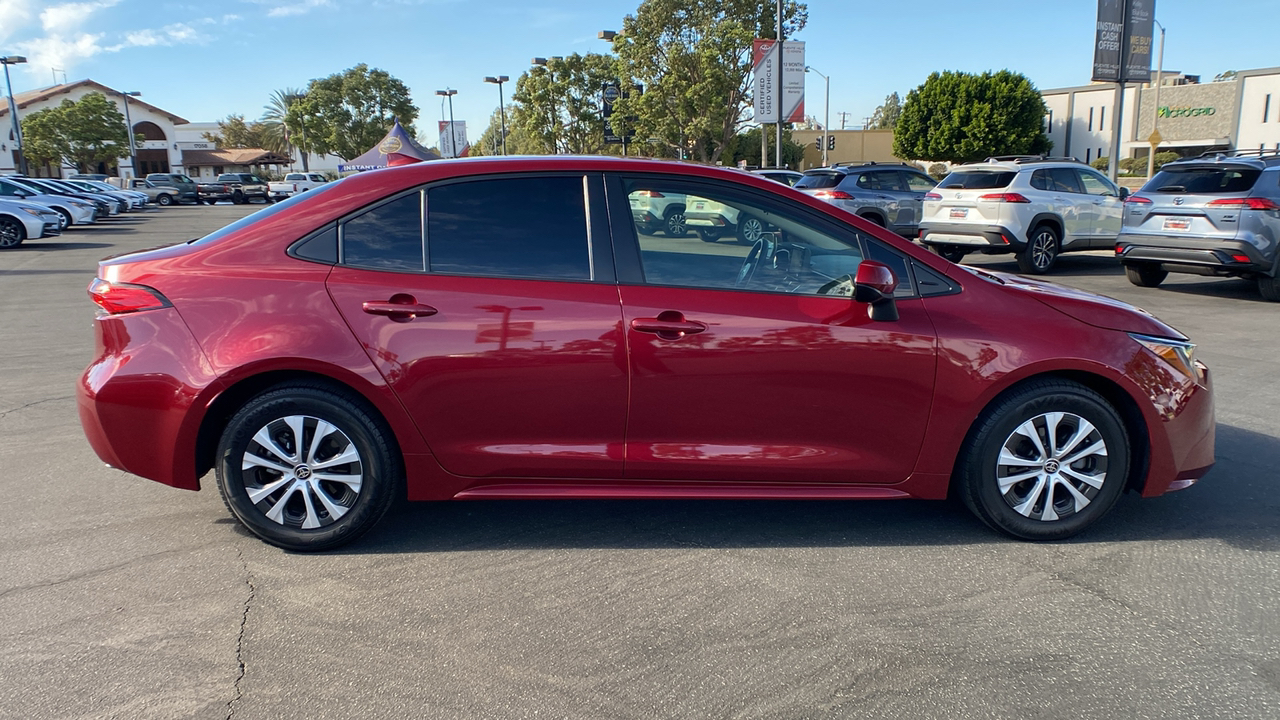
[226,546,255,720]
[0,395,75,420]
[0,545,207,602]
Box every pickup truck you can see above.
[212,173,272,204]
[198,180,233,205]
[144,173,201,205]
[110,178,182,206]
[268,172,329,200]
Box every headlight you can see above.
[19,206,42,217]
[69,200,91,209]
[1131,333,1200,380]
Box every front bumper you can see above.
[919,222,1023,250]
[1116,234,1273,276]
[40,219,62,237]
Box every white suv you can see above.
[919,157,1127,273]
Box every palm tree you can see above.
[261,88,308,170]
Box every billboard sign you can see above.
[603,81,640,144]
[1092,0,1154,83]
[438,120,469,158]
[752,39,805,123]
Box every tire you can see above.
[736,214,766,245]
[55,208,73,229]
[1125,263,1167,288]
[156,193,173,206]
[215,384,403,551]
[1259,274,1280,302]
[0,216,25,248]
[697,228,724,243]
[232,190,245,205]
[957,380,1129,541]
[859,213,886,228]
[662,206,687,237]
[932,245,967,263]
[1017,224,1059,274]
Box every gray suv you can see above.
[794,162,938,237]
[1116,150,1280,301]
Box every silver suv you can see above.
[919,156,1127,273]
[1116,150,1280,301]
[794,162,938,237]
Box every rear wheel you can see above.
[215,384,402,551]
[1017,225,1059,274]
[1125,263,1168,288]
[0,217,25,248]
[697,228,724,243]
[859,213,886,228]
[932,245,967,263]
[957,380,1129,541]
[1259,274,1280,302]
[232,190,245,205]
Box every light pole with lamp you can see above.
[120,90,141,177]
[805,66,829,168]
[483,76,509,155]
[435,88,457,157]
[531,57,562,153]
[2,55,28,176]
[1146,19,1167,179]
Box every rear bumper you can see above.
[919,222,1022,250]
[1116,234,1273,276]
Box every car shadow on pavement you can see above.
[1148,277,1267,302]
[325,422,1278,555]
[962,253,1126,278]
[17,242,114,251]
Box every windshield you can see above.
[1146,167,1261,194]
[937,171,1017,190]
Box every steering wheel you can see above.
[816,273,856,297]
[735,235,776,288]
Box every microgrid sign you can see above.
[752,39,805,124]
[1092,0,1154,83]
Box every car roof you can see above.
[803,162,920,176]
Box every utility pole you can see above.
[838,111,851,131]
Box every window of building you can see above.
[1088,107,1094,132]
[1264,94,1271,123]
[426,176,591,280]
[1086,148,1091,162]
[1099,106,1106,128]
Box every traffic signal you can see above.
[827,135,836,151]
[815,136,823,150]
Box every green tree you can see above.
[893,70,1051,164]
[869,92,902,130]
[286,64,418,161]
[610,0,808,163]
[19,92,129,172]
[260,88,307,168]
[725,125,805,168]
[1153,150,1179,170]
[469,105,541,156]
[512,53,621,155]
[203,114,273,149]
[1091,156,1110,171]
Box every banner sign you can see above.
[603,81,641,144]
[752,39,805,124]
[1092,0,1154,83]
[438,120,469,158]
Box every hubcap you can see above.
[1031,231,1056,270]
[995,412,1109,522]
[667,213,686,235]
[240,415,363,530]
[742,218,763,242]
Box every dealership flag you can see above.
[752,39,805,124]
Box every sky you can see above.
[1,0,1277,146]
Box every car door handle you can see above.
[631,313,707,339]
[362,294,438,322]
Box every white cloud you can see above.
[265,0,333,18]
[17,32,107,77]
[109,22,203,51]
[0,0,35,46]
[39,0,120,34]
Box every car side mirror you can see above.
[853,260,900,322]
[1118,186,1130,200]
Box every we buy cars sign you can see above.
[753,39,805,124]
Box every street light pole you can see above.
[435,89,458,157]
[484,76,509,155]
[2,55,29,176]
[120,90,141,178]
[806,66,829,168]
[532,58,560,154]
[1146,20,1166,179]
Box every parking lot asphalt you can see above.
[1,205,1276,719]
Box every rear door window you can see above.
[1049,168,1084,194]
[856,171,905,192]
[426,176,591,280]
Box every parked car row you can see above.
[0,174,154,248]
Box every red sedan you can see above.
[78,157,1215,550]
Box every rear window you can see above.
[794,172,841,190]
[937,171,1016,190]
[1146,167,1261,194]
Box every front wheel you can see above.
[215,384,402,551]
[55,208,72,229]
[736,214,766,245]
[697,228,724,243]
[156,193,173,206]
[663,206,687,237]
[1017,225,1059,274]
[1259,274,1280,302]
[232,191,245,205]
[0,217,26,248]
[957,380,1129,541]
[1125,263,1167,288]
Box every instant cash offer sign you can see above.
[753,39,805,124]
[1092,0,1154,83]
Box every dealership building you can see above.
[1041,66,1280,164]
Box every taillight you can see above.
[88,278,170,315]
[635,190,665,198]
[1124,195,1153,204]
[1206,197,1280,210]
[978,193,1031,203]
[814,190,854,200]
[923,192,942,201]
